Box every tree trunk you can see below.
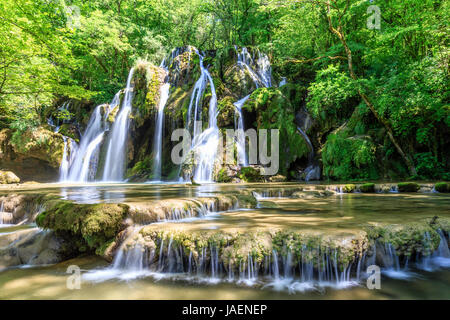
[325,2,417,176]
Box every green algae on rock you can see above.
[36,201,129,253]
[397,182,420,192]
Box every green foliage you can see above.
[217,168,232,183]
[128,157,154,178]
[322,133,378,181]
[414,153,444,180]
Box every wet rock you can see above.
[0,128,64,182]
[0,229,74,270]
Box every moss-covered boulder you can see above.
[239,166,263,182]
[397,182,420,192]
[217,96,237,128]
[243,88,309,175]
[36,201,129,255]
[0,128,64,182]
[435,182,450,193]
[359,183,375,193]
[0,170,20,184]
[343,184,356,193]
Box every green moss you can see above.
[366,222,441,257]
[435,182,450,193]
[359,183,375,193]
[397,182,420,192]
[36,201,128,254]
[243,88,309,175]
[343,184,356,193]
[217,168,232,182]
[239,167,262,182]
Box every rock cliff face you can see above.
[0,128,65,182]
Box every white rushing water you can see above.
[102,68,135,182]
[233,95,250,166]
[59,136,69,181]
[152,62,171,181]
[186,49,219,182]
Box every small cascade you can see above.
[103,68,135,182]
[185,49,219,182]
[279,77,287,87]
[235,47,272,88]
[417,230,450,271]
[152,71,171,181]
[380,243,413,279]
[59,137,69,182]
[297,126,321,181]
[233,95,250,166]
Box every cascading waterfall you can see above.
[186,49,219,182]
[102,68,135,182]
[152,64,171,181]
[235,47,272,88]
[59,137,69,182]
[232,46,272,168]
[63,105,105,182]
[233,95,250,166]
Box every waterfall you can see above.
[59,137,69,182]
[63,105,104,182]
[186,49,219,182]
[152,70,171,181]
[102,68,135,182]
[233,95,250,166]
[235,47,272,88]
[279,77,287,87]
[232,46,272,168]
[297,126,321,181]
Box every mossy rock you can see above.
[217,96,236,128]
[343,184,356,193]
[217,168,232,183]
[0,170,20,184]
[435,182,450,193]
[36,201,129,253]
[239,166,262,182]
[397,182,420,192]
[359,183,375,193]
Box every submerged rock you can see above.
[0,229,76,270]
